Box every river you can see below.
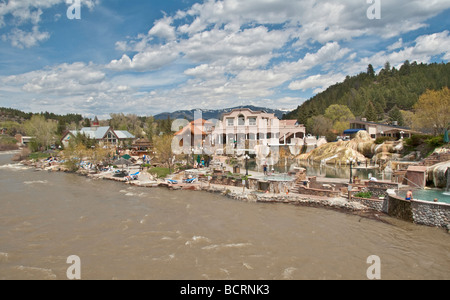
[0,152,449,280]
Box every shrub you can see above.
[425,135,444,148]
[354,191,373,199]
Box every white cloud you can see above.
[107,43,180,72]
[0,0,100,48]
[349,30,450,74]
[289,73,346,94]
[2,26,50,49]
[1,0,450,116]
[148,16,176,41]
[5,62,107,95]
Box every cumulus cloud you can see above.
[289,73,346,94]
[2,26,50,48]
[0,0,100,48]
[2,0,450,115]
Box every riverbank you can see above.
[17,157,404,227]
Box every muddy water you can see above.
[0,152,449,280]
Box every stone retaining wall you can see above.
[410,199,450,227]
[349,194,449,228]
[351,197,385,212]
[297,186,341,198]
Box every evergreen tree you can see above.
[367,64,375,78]
[364,101,377,122]
[57,119,67,136]
[82,118,91,128]
[388,105,404,126]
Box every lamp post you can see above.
[244,154,250,176]
[346,158,356,184]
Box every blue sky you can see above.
[0,0,449,119]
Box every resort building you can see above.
[212,108,306,148]
[174,119,215,153]
[61,126,135,148]
[174,108,307,155]
[346,118,419,140]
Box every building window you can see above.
[227,118,234,127]
[238,115,245,126]
[107,132,117,144]
[249,117,257,126]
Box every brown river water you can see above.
[0,152,449,280]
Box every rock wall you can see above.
[351,197,384,212]
[411,199,450,227]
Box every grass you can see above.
[0,136,19,150]
[29,152,52,160]
[148,167,172,179]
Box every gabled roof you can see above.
[65,127,135,140]
[280,120,300,127]
[115,130,135,139]
[175,119,213,136]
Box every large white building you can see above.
[174,108,307,155]
[212,108,306,147]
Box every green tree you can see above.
[388,105,404,126]
[367,64,375,78]
[413,87,450,135]
[24,115,57,151]
[153,134,175,172]
[57,119,67,136]
[306,115,333,137]
[364,101,377,122]
[324,104,355,134]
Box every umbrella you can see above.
[444,129,449,144]
[121,154,132,160]
[114,158,132,171]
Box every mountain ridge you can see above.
[154,105,292,121]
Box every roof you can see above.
[221,108,274,118]
[174,119,212,136]
[77,126,111,140]
[344,129,365,134]
[115,130,135,139]
[279,120,299,127]
[350,119,412,131]
[406,166,428,173]
[67,127,134,140]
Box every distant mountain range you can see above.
[154,105,293,121]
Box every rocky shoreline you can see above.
[18,158,394,225]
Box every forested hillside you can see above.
[285,62,450,125]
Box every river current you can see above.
[0,152,449,280]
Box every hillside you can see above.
[154,105,291,121]
[284,62,450,125]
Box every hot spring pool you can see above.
[398,189,450,204]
